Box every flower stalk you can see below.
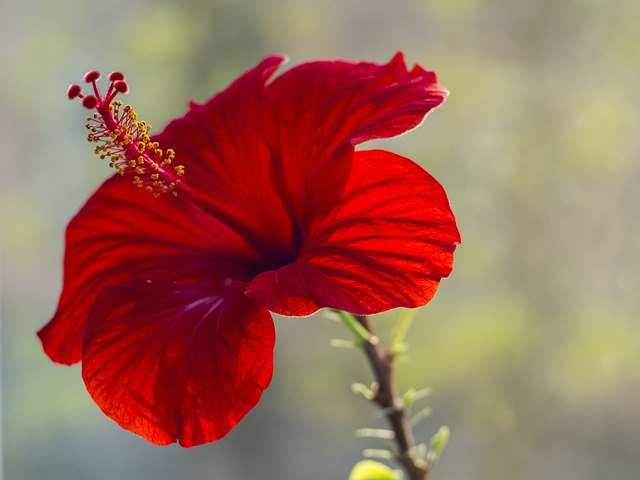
[349,313,434,480]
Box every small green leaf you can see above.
[349,460,403,480]
[363,448,395,460]
[402,387,432,409]
[330,338,357,349]
[426,426,451,464]
[410,442,428,460]
[408,407,433,427]
[351,382,376,400]
[355,428,395,439]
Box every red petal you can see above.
[38,175,262,365]
[264,52,446,148]
[82,280,274,447]
[154,56,298,259]
[247,150,460,316]
[155,54,446,253]
[259,52,448,225]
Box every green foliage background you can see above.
[2,0,640,479]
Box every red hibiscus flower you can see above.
[38,53,460,447]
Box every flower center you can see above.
[68,71,185,197]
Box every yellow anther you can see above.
[84,99,184,198]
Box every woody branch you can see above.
[355,314,432,480]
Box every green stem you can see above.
[334,310,378,346]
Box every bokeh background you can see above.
[2,0,640,479]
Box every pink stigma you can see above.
[108,71,125,82]
[113,80,129,94]
[84,71,101,83]
[67,84,82,100]
[81,96,98,109]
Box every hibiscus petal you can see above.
[265,52,447,147]
[154,56,297,259]
[247,150,460,316]
[38,175,262,365]
[260,52,448,227]
[82,280,275,447]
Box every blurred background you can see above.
[2,0,640,478]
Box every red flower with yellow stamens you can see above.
[38,53,460,447]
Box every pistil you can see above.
[68,71,185,197]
